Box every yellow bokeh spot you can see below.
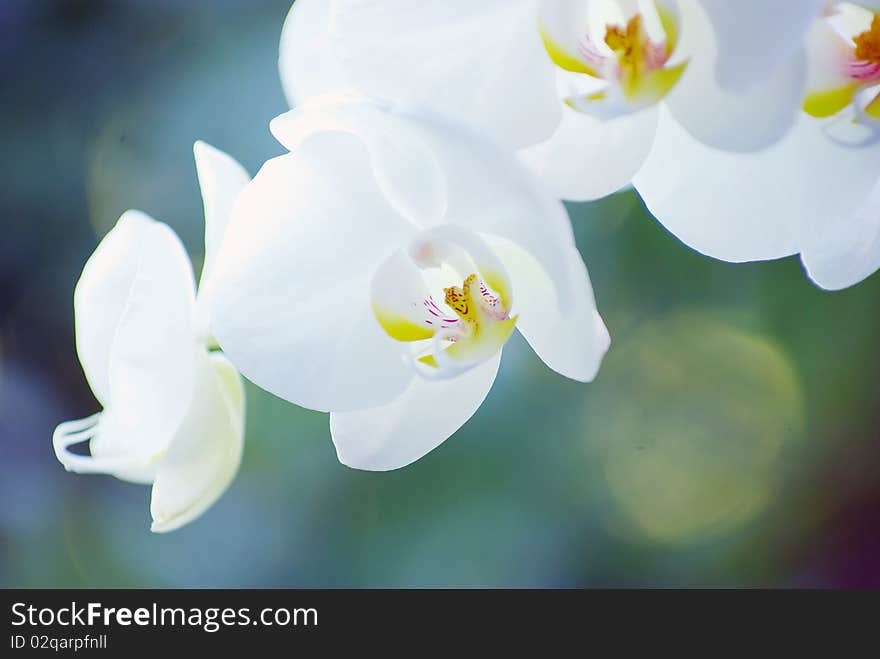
[583,313,805,547]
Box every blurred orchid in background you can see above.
[53,143,249,532]
[209,96,610,471]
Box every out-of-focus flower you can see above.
[635,1,880,290]
[279,0,806,201]
[210,96,610,471]
[53,143,249,533]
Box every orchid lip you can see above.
[805,4,880,121]
[371,226,518,379]
[540,2,686,116]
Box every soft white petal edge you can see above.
[150,352,245,533]
[194,141,251,294]
[329,351,502,471]
[518,104,659,201]
[801,177,880,290]
[484,234,610,382]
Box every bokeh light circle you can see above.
[584,312,805,546]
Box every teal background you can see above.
[1,0,878,587]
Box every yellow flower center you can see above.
[443,274,480,326]
[604,15,648,80]
[370,227,518,376]
[854,15,880,64]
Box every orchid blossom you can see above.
[53,143,249,532]
[209,97,610,471]
[635,1,880,290]
[279,0,808,201]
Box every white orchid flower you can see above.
[278,0,807,202]
[53,142,250,532]
[635,1,880,290]
[209,96,610,471]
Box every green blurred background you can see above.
[2,0,879,588]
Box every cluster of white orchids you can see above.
[55,0,880,530]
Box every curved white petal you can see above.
[279,0,351,106]
[635,104,880,263]
[150,352,245,533]
[484,234,610,382]
[329,351,501,471]
[61,211,197,482]
[194,141,250,294]
[696,0,825,92]
[802,177,880,290]
[326,0,561,148]
[271,97,447,226]
[210,132,415,413]
[193,142,250,338]
[666,0,805,151]
[518,103,658,200]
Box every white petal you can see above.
[327,0,561,148]
[271,97,447,226]
[278,0,351,106]
[802,177,880,290]
[194,141,250,294]
[696,0,825,92]
[518,103,658,201]
[634,104,880,263]
[210,132,415,413]
[74,212,191,405]
[666,0,805,151]
[273,98,582,316]
[60,211,197,481]
[484,234,610,382]
[329,352,501,471]
[150,352,245,533]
